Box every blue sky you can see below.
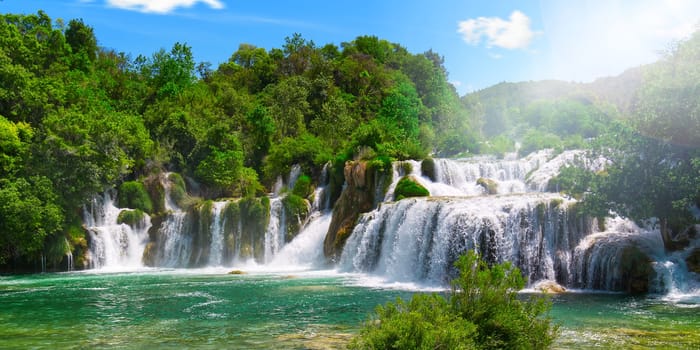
[3,0,700,95]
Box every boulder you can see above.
[532,280,567,294]
[685,248,700,274]
[323,161,376,262]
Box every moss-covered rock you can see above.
[144,174,166,214]
[168,172,188,208]
[118,181,153,213]
[324,161,376,262]
[282,194,311,242]
[394,176,429,201]
[142,242,157,266]
[291,174,312,198]
[476,177,498,195]
[117,209,145,227]
[421,157,437,182]
[620,246,654,294]
[685,248,700,274]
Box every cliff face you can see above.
[323,161,376,262]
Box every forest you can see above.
[1,10,698,271]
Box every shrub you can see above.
[394,176,429,201]
[350,251,557,350]
[291,174,312,198]
[117,181,153,213]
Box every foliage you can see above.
[350,251,557,350]
[0,177,63,264]
[291,174,312,198]
[394,176,429,201]
[118,181,153,213]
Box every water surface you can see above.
[1,270,697,349]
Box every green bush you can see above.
[168,173,188,208]
[350,251,557,350]
[291,174,312,198]
[394,176,429,201]
[118,181,153,213]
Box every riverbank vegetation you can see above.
[349,251,557,349]
[0,10,698,271]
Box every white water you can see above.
[84,192,151,270]
[81,151,699,298]
[267,213,332,270]
[264,197,286,263]
[339,194,578,286]
[208,201,228,266]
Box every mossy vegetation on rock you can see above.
[620,246,654,294]
[476,177,498,195]
[282,194,310,241]
[421,157,436,182]
[117,209,146,227]
[685,247,700,274]
[324,161,377,261]
[394,176,429,201]
[118,181,153,213]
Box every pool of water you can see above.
[1,270,698,349]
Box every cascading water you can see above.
[264,197,287,263]
[339,194,584,286]
[84,192,151,269]
[208,201,228,266]
[338,150,699,294]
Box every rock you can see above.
[228,270,246,275]
[421,158,437,182]
[620,246,654,294]
[532,280,567,294]
[685,248,700,274]
[394,176,429,201]
[476,177,498,195]
[323,161,376,262]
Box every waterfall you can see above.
[65,238,74,271]
[208,201,228,266]
[268,213,333,270]
[84,192,151,269]
[264,197,286,263]
[338,194,583,286]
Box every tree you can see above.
[350,251,557,350]
[0,176,63,264]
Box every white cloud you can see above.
[457,11,539,50]
[539,0,700,82]
[107,0,224,14]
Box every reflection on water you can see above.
[0,271,698,349]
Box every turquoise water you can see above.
[1,270,698,349]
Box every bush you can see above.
[118,181,153,213]
[350,251,557,350]
[394,176,429,201]
[291,174,312,198]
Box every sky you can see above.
[2,0,700,95]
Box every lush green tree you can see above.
[0,176,63,264]
[65,18,98,68]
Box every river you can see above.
[1,269,698,349]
